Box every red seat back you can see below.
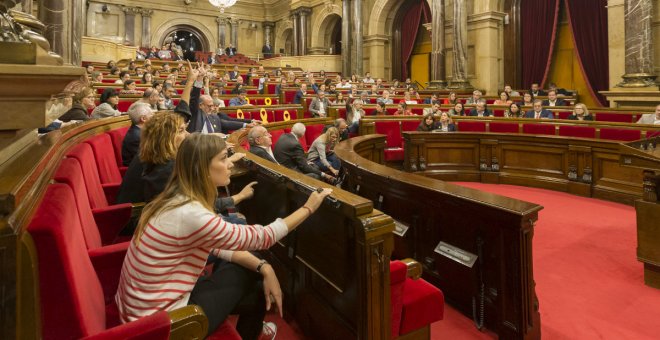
[456,121,487,132]
[117,100,134,112]
[336,108,347,119]
[107,127,129,168]
[28,184,107,339]
[401,120,419,132]
[594,112,635,123]
[305,124,325,146]
[555,111,573,119]
[273,109,295,122]
[85,134,122,184]
[489,122,519,133]
[599,128,642,141]
[375,121,403,148]
[492,109,505,117]
[270,129,284,146]
[558,125,596,139]
[386,108,398,115]
[66,143,109,209]
[53,158,102,250]
[522,123,556,135]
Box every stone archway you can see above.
[365,0,409,79]
[274,20,293,55]
[152,18,216,53]
[309,4,343,54]
[282,28,293,56]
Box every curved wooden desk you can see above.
[335,135,543,340]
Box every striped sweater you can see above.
[115,198,288,323]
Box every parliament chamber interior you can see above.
[1,0,660,339]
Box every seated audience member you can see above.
[417,112,438,132]
[362,72,375,84]
[109,67,120,76]
[128,88,159,111]
[116,132,332,339]
[504,84,520,97]
[228,65,240,80]
[348,85,359,100]
[567,103,593,121]
[333,118,349,141]
[225,43,237,56]
[377,89,394,105]
[107,60,116,69]
[210,87,226,108]
[121,103,154,167]
[92,88,121,118]
[336,78,352,89]
[542,90,567,107]
[230,81,244,95]
[274,78,287,95]
[207,52,218,64]
[136,48,147,60]
[274,123,335,181]
[308,127,341,176]
[153,69,162,78]
[309,90,331,118]
[162,63,171,73]
[59,87,95,122]
[146,46,159,59]
[376,78,384,88]
[152,80,163,93]
[127,61,137,71]
[142,72,153,85]
[505,102,524,118]
[91,71,103,83]
[248,126,277,163]
[465,90,483,104]
[424,93,439,105]
[530,82,545,97]
[394,101,413,115]
[494,91,512,105]
[229,89,251,107]
[293,83,307,104]
[423,102,442,117]
[347,99,366,133]
[350,74,359,83]
[637,104,660,125]
[332,92,347,106]
[115,71,131,84]
[326,83,337,96]
[120,80,143,95]
[443,92,458,105]
[436,112,456,132]
[404,90,418,105]
[548,82,571,96]
[135,67,145,77]
[158,85,177,110]
[359,91,370,105]
[469,101,492,117]
[520,92,534,106]
[370,101,386,116]
[368,84,379,96]
[258,73,269,94]
[449,102,467,116]
[525,99,554,119]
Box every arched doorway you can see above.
[159,25,210,61]
[318,14,342,55]
[282,28,293,56]
[391,0,430,80]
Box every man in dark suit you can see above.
[248,126,278,163]
[189,89,245,134]
[274,123,335,181]
[274,78,287,95]
[293,83,307,104]
[530,83,545,97]
[541,90,567,107]
[122,103,154,166]
[262,43,273,58]
[225,43,237,56]
[207,52,218,65]
[524,100,555,119]
[228,65,240,81]
[309,90,331,117]
[468,101,492,117]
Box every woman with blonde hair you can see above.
[116,133,331,339]
[59,86,95,122]
[567,103,593,121]
[308,127,341,176]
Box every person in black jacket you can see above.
[273,123,335,182]
[248,126,278,163]
[121,103,153,166]
[60,87,95,122]
[468,101,493,117]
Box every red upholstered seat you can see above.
[558,125,596,139]
[375,121,404,162]
[555,111,573,119]
[270,129,284,146]
[305,124,325,146]
[386,108,398,115]
[284,90,297,104]
[410,107,424,115]
[522,123,556,135]
[493,109,505,117]
[117,100,134,113]
[106,128,129,176]
[457,121,487,132]
[66,143,118,208]
[401,120,419,132]
[489,122,519,133]
[336,108,347,120]
[86,134,123,184]
[599,128,642,141]
[227,111,252,120]
[594,112,635,123]
[273,109,294,122]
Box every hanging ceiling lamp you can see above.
[208,0,237,13]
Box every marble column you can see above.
[141,9,153,48]
[39,0,84,65]
[216,17,227,48]
[427,0,447,88]
[291,12,299,56]
[341,0,351,77]
[122,6,138,46]
[263,21,275,46]
[298,8,311,56]
[616,0,656,87]
[20,0,32,14]
[230,18,239,50]
[448,0,473,89]
[351,0,363,76]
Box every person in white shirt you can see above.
[362,72,375,84]
[637,104,660,125]
[336,78,352,89]
[114,71,131,84]
[347,99,365,134]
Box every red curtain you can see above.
[565,0,609,106]
[521,0,560,89]
[401,0,430,80]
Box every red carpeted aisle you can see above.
[268,183,660,339]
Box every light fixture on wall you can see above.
[208,0,237,13]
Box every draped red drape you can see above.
[565,0,609,106]
[521,0,560,89]
[401,0,430,80]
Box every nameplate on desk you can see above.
[434,241,478,268]
[392,220,409,237]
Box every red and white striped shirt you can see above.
[115,198,288,323]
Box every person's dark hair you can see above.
[123,79,135,90]
[142,72,152,83]
[377,101,386,109]
[106,60,115,69]
[508,102,521,117]
[152,80,162,89]
[110,67,120,75]
[119,71,129,79]
[100,88,119,106]
[239,89,247,95]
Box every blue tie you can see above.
[205,116,214,133]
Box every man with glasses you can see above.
[248,126,278,163]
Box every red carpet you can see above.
[260,183,660,339]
